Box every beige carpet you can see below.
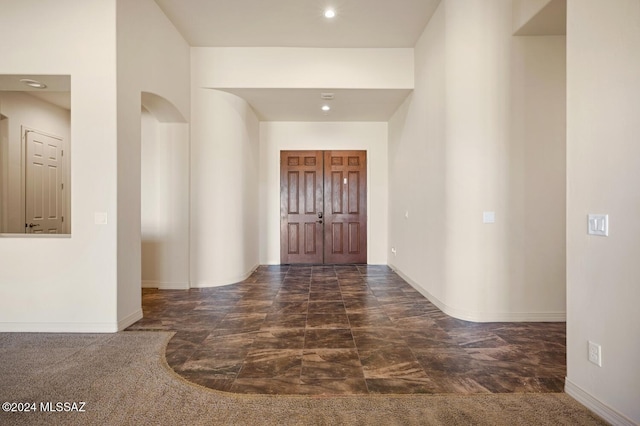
[0,332,607,426]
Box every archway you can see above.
[140,92,190,289]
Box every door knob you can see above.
[28,223,41,228]
[317,220,323,224]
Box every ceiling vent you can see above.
[320,93,335,100]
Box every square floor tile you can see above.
[237,349,302,379]
[251,329,306,349]
[301,349,363,379]
[261,313,307,330]
[304,329,355,349]
[306,313,350,329]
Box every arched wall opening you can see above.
[140,92,190,289]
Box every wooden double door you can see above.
[281,150,367,264]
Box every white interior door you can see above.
[25,129,64,234]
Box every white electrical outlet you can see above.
[588,341,602,367]
[391,247,397,256]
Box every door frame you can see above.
[280,149,368,265]
[23,126,67,234]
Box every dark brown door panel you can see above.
[280,150,367,264]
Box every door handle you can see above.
[27,223,41,228]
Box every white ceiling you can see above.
[0,75,71,111]
[515,0,566,36]
[155,0,440,48]
[155,0,441,121]
[220,88,413,122]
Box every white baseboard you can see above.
[142,280,189,290]
[117,309,143,331]
[389,264,566,323]
[190,264,259,288]
[0,310,143,333]
[565,378,636,426]
[0,322,118,333]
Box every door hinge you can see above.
[62,216,64,223]
[61,150,64,157]
[61,183,64,190]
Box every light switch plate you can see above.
[588,214,608,236]
[94,212,108,225]
[483,211,496,224]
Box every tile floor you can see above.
[127,265,566,395]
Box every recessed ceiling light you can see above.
[324,9,336,19]
[20,78,47,89]
[322,105,331,112]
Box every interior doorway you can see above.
[140,92,190,290]
[24,128,65,234]
[280,150,367,264]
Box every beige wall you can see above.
[565,0,640,423]
[141,108,190,289]
[189,89,260,287]
[510,36,566,315]
[0,0,119,332]
[259,122,389,265]
[443,0,514,319]
[116,0,191,327]
[388,1,447,309]
[389,0,566,321]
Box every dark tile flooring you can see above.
[127,265,566,395]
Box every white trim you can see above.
[117,309,143,331]
[0,309,142,333]
[142,280,189,290]
[565,378,636,426]
[190,264,259,288]
[389,264,566,323]
[0,322,118,333]
[0,233,71,238]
